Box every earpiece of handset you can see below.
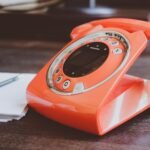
[70,23,93,39]
[70,23,103,39]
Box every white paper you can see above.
[0,72,35,122]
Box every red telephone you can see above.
[27,18,150,135]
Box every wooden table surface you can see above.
[0,40,149,150]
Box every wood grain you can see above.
[0,40,149,150]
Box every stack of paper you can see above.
[0,73,35,122]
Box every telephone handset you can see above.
[27,18,150,135]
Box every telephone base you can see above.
[98,74,150,135]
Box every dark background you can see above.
[0,0,150,41]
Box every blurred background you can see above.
[0,0,150,41]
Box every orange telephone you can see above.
[26,18,150,135]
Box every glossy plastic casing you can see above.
[26,18,150,135]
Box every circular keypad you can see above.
[47,30,130,95]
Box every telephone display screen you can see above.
[63,42,109,77]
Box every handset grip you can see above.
[91,18,150,39]
[71,18,150,39]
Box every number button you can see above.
[56,76,62,83]
[63,80,71,89]
[113,48,123,54]
[110,41,119,46]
